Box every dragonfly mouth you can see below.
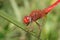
[26,23,30,26]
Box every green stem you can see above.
[0,10,37,38]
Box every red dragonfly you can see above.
[23,0,60,31]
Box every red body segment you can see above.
[58,0,60,2]
[29,10,42,21]
[43,0,60,14]
[23,0,60,25]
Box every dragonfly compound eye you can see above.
[23,16,31,25]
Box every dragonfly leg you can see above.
[26,23,34,32]
[35,21,41,30]
[35,21,42,40]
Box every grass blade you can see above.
[0,10,38,38]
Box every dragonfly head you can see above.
[23,16,31,25]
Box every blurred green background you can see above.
[0,0,60,40]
